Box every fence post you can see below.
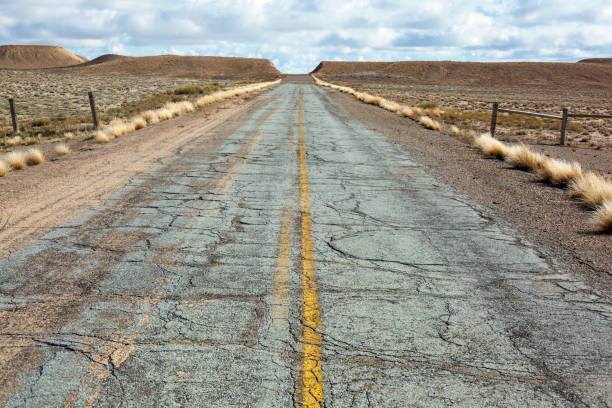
[8,98,18,133]
[88,91,99,129]
[560,108,568,146]
[490,102,498,137]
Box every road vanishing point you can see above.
[1,77,610,407]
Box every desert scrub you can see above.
[0,70,233,146]
[173,82,222,95]
[55,143,70,155]
[417,101,438,109]
[103,81,230,120]
[441,109,583,133]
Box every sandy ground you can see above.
[326,87,611,293]
[0,70,218,128]
[0,90,272,260]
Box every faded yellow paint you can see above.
[299,88,324,407]
[271,207,292,326]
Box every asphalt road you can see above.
[1,78,610,407]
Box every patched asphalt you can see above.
[1,81,610,407]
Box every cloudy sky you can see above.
[1,0,611,73]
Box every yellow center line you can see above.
[299,87,324,407]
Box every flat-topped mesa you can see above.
[0,45,88,69]
[311,60,612,90]
[53,55,282,80]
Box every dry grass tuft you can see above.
[163,102,182,118]
[424,107,442,117]
[24,148,44,165]
[591,200,612,232]
[412,107,424,117]
[178,101,195,113]
[380,99,401,112]
[156,108,173,121]
[568,172,612,208]
[55,143,70,155]
[64,132,75,140]
[399,106,414,117]
[538,158,582,186]
[106,119,136,138]
[451,125,460,136]
[474,133,509,159]
[461,129,476,143]
[95,131,110,143]
[142,110,160,124]
[0,160,7,176]
[504,144,547,171]
[418,116,442,131]
[133,117,147,130]
[6,136,23,147]
[6,151,27,170]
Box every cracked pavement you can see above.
[0,77,610,407]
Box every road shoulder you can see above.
[0,92,274,259]
[325,88,611,294]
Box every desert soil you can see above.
[0,70,225,129]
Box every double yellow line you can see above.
[298,88,324,407]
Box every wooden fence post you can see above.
[88,91,99,129]
[8,98,18,133]
[560,108,568,146]
[490,102,498,137]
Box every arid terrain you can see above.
[0,70,225,136]
[0,45,87,69]
[313,60,612,148]
[0,47,281,149]
[52,54,281,79]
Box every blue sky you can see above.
[1,0,611,73]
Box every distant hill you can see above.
[76,54,126,67]
[0,45,88,69]
[312,60,612,90]
[578,58,612,65]
[54,55,281,80]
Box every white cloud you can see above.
[110,43,125,55]
[0,0,610,72]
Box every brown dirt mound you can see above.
[312,60,612,90]
[76,54,126,67]
[0,45,88,69]
[53,55,281,80]
[578,58,612,65]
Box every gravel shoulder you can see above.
[327,88,611,292]
[0,91,273,259]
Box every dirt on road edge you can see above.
[0,90,274,260]
[327,88,611,293]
